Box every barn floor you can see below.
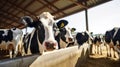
[78,54,120,67]
[78,45,120,67]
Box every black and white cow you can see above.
[92,35,103,55]
[105,27,120,58]
[21,12,58,55]
[54,20,75,49]
[0,27,23,58]
[74,31,93,48]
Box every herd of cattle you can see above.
[0,12,120,59]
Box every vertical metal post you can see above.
[85,9,89,31]
[85,1,89,31]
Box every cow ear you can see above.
[21,16,33,26]
[71,28,76,32]
[56,20,68,28]
[13,27,16,30]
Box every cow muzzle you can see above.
[44,41,58,51]
[68,37,74,43]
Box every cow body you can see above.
[105,27,120,58]
[0,28,23,58]
[21,12,58,55]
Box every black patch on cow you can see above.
[105,28,120,46]
[55,33,60,49]
[5,30,13,42]
[30,30,40,54]
[12,27,16,30]
[76,32,89,46]
[30,20,45,54]
[105,28,116,44]
[21,16,33,27]
[0,31,5,43]
[28,20,45,44]
[93,36,101,44]
[60,28,67,43]
[105,31,113,44]
[23,19,45,54]
[0,30,13,44]
[36,21,45,44]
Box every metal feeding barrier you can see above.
[0,44,90,67]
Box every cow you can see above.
[21,12,59,55]
[92,35,103,55]
[72,31,93,56]
[0,27,23,58]
[104,27,120,58]
[75,31,93,48]
[54,20,75,49]
[74,31,93,48]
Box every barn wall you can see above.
[0,43,90,67]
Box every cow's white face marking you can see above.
[38,12,58,50]
[65,26,74,43]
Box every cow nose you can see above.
[45,41,57,50]
[68,38,73,42]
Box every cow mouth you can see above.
[68,38,73,41]
[44,42,57,51]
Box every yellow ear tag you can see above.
[71,28,75,32]
[71,29,74,32]
[60,22,65,28]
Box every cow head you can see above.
[60,26,74,43]
[21,12,58,51]
[93,35,103,45]
[36,12,58,51]
[55,20,74,44]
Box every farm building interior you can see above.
[0,0,120,67]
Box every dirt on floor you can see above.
[78,53,120,67]
[77,44,120,67]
